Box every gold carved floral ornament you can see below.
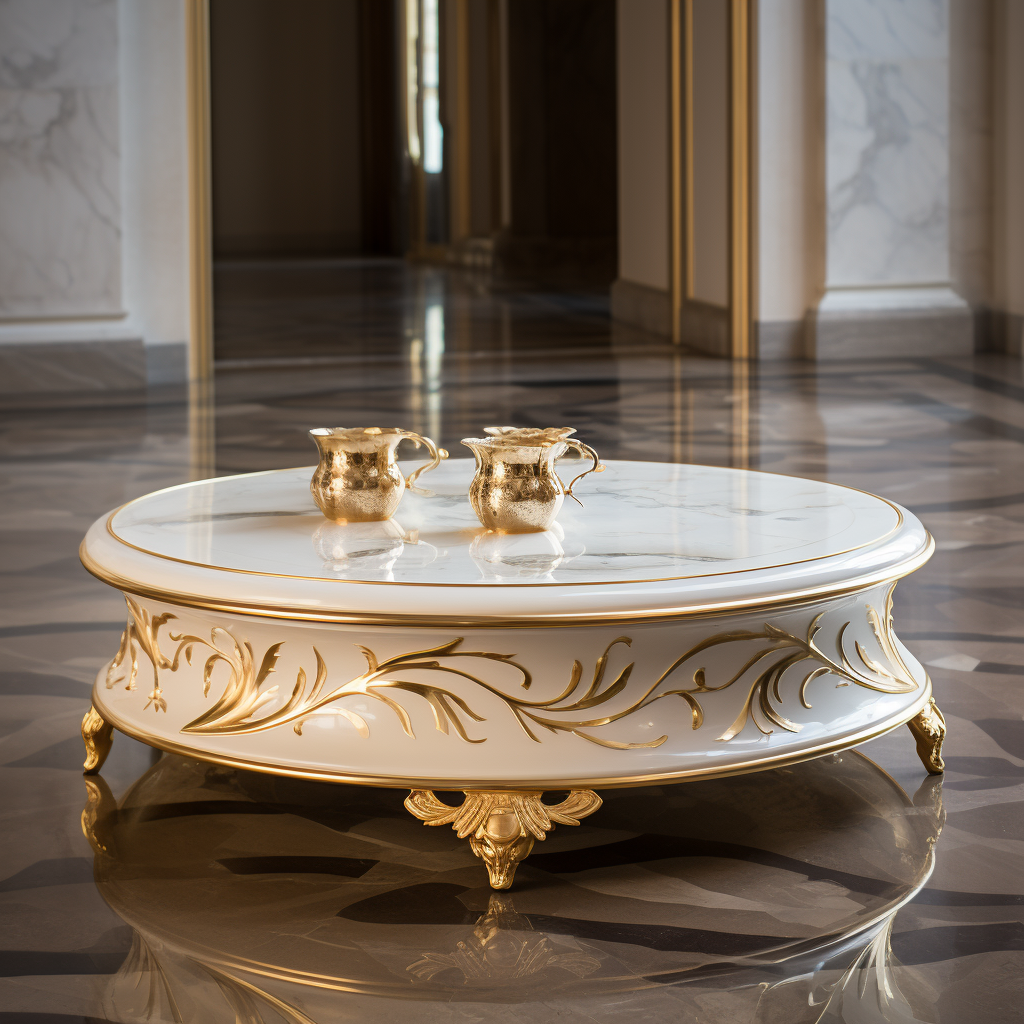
[105,596,176,712]
[106,583,919,748]
[165,585,921,745]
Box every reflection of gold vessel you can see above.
[461,426,604,533]
[468,522,583,580]
[83,752,943,1021]
[309,427,447,523]
[312,519,438,576]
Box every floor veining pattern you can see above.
[1,265,1023,1022]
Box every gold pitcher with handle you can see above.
[461,426,604,533]
[309,427,447,522]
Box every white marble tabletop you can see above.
[84,461,931,622]
[107,460,901,584]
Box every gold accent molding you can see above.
[405,789,602,888]
[185,0,213,384]
[670,0,685,343]
[908,697,946,775]
[80,534,933,629]
[82,705,114,775]
[452,0,472,243]
[729,0,753,360]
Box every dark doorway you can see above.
[499,0,618,288]
[208,0,618,364]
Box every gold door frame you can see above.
[186,0,213,384]
[185,0,215,482]
[670,0,756,360]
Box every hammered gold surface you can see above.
[309,427,446,522]
[462,427,604,532]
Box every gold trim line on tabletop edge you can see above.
[102,505,905,591]
[80,533,934,628]
[97,463,907,589]
[88,678,933,792]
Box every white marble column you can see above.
[0,0,190,392]
[0,0,122,317]
[812,0,972,358]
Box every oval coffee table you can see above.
[79,459,945,888]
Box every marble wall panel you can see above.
[825,0,951,287]
[0,0,122,320]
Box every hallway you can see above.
[2,268,1023,1019]
[212,259,619,366]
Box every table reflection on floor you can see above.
[82,751,943,1023]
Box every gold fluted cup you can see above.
[309,427,447,522]
[461,426,605,533]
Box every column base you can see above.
[811,287,973,360]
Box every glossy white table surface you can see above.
[82,459,930,624]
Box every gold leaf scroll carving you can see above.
[105,597,176,713]
[169,582,918,747]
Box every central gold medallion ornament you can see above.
[405,789,603,888]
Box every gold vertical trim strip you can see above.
[729,0,752,361]
[453,0,472,242]
[731,358,750,470]
[185,0,213,383]
[487,0,503,231]
[670,0,684,344]
[404,0,426,255]
[186,0,215,480]
[748,0,759,359]
[683,0,695,301]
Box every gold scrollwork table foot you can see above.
[405,789,603,889]
[908,698,946,775]
[82,705,114,775]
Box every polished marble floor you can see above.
[2,263,1024,1022]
